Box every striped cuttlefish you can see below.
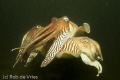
[11,16,103,76]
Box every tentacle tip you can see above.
[13,63,17,68]
[96,74,99,77]
[24,64,27,67]
[87,31,90,33]
[96,72,102,77]
[40,65,45,68]
[13,65,16,68]
[40,63,46,67]
[97,57,103,61]
[13,66,15,68]
[11,49,14,51]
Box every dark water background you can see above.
[0,0,120,80]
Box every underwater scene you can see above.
[0,0,120,80]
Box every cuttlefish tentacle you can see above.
[48,37,103,76]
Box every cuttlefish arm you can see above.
[24,17,70,67]
[12,25,44,67]
[26,21,90,67]
[24,50,39,67]
[48,37,103,76]
[41,32,70,67]
[12,16,70,67]
[40,17,69,67]
[12,17,58,67]
[26,22,90,66]
[78,37,103,76]
[12,16,91,67]
[12,25,44,55]
[11,25,44,51]
[40,18,91,67]
[25,21,89,67]
[40,17,82,67]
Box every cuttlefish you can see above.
[39,37,103,76]
[12,16,90,67]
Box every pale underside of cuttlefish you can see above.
[11,16,90,67]
[40,37,103,76]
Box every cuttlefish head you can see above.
[78,37,103,61]
[78,37,103,76]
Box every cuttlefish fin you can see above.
[41,32,70,67]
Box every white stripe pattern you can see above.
[41,28,70,67]
[61,38,79,53]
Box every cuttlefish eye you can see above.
[37,25,41,28]
[64,17,69,21]
[81,39,88,43]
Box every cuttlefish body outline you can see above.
[11,16,103,76]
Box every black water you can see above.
[0,0,120,80]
